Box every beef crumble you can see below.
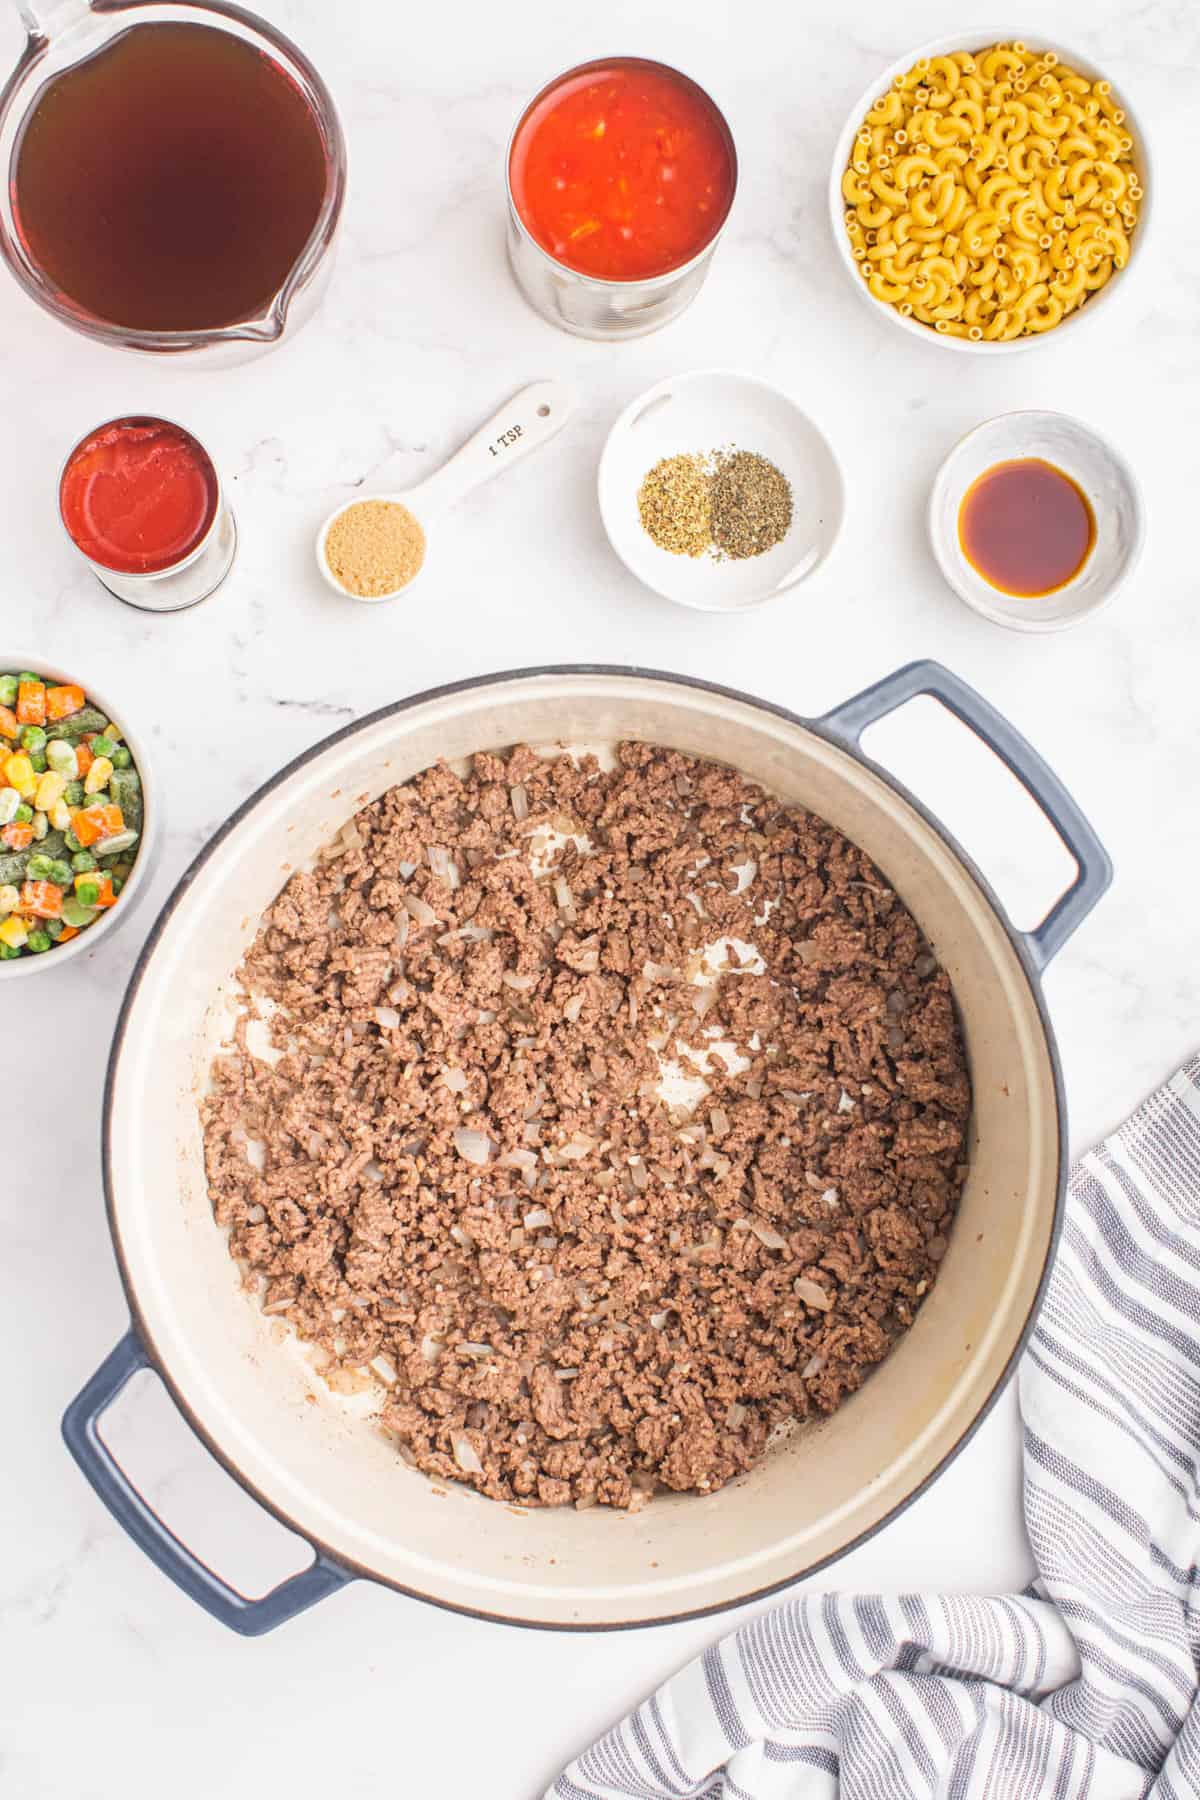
[202,744,971,1510]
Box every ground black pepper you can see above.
[709,450,793,559]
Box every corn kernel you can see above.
[35,770,67,811]
[31,810,48,841]
[85,756,114,796]
[102,721,123,743]
[4,753,35,798]
[0,914,29,948]
[49,798,72,831]
[0,884,18,916]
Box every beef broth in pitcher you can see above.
[11,22,329,333]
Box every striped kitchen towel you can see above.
[550,1055,1200,1799]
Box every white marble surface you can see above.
[2,1,1198,1794]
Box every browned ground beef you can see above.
[202,743,971,1509]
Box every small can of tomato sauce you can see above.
[58,415,237,611]
[506,57,737,340]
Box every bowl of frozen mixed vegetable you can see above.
[0,661,153,972]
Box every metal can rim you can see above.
[503,54,739,292]
[57,413,228,584]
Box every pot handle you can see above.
[819,660,1111,971]
[62,1330,354,1636]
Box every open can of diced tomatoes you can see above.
[57,415,238,612]
[505,57,738,340]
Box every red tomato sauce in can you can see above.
[509,60,736,283]
[59,417,219,575]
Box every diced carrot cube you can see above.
[0,705,17,741]
[45,684,85,721]
[1,823,34,851]
[75,741,94,776]
[57,925,80,943]
[20,880,63,919]
[16,681,46,726]
[87,874,116,909]
[71,803,124,847]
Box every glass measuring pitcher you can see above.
[0,0,347,361]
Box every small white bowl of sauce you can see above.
[929,409,1145,631]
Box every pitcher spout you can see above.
[16,0,94,46]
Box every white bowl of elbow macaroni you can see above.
[828,31,1151,353]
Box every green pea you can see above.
[64,829,83,854]
[20,725,46,754]
[45,917,64,940]
[91,735,116,759]
[16,672,40,686]
[76,880,99,907]
[0,676,17,707]
[0,942,20,960]
[111,876,124,895]
[88,790,110,809]
[29,750,47,774]
[14,804,32,825]
[27,928,51,953]
[47,859,72,887]
[64,781,84,807]
[71,850,97,873]
[111,746,132,770]
[25,853,53,880]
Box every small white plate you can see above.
[597,370,845,613]
[928,409,1145,632]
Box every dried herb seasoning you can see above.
[636,447,793,562]
[636,454,712,557]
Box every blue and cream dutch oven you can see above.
[63,662,1109,1632]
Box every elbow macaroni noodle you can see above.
[841,43,1141,340]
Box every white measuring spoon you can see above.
[316,378,575,602]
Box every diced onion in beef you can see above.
[725,1402,748,1429]
[709,1106,730,1139]
[794,1278,832,1310]
[802,1353,826,1378]
[498,1147,538,1174]
[440,1065,469,1093]
[370,1354,398,1385]
[749,1219,788,1250]
[460,1342,492,1357]
[523,1207,552,1230]
[642,960,677,982]
[562,993,584,1024]
[649,1311,671,1330]
[427,845,460,888]
[502,970,537,991]
[374,1006,400,1030]
[452,1128,493,1166]
[453,1436,484,1474]
[510,783,529,821]
[404,893,438,927]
